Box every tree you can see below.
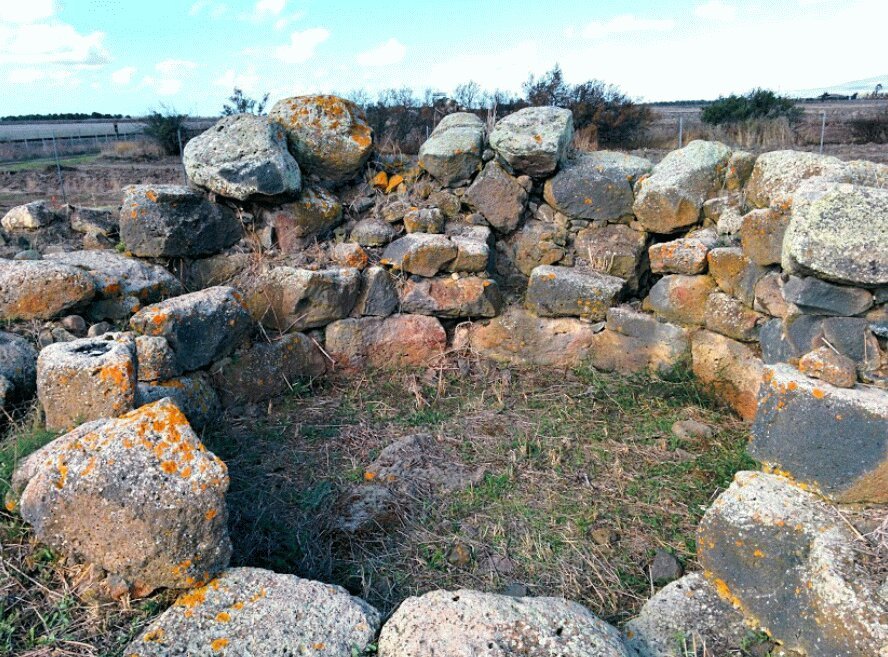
[143,106,188,155]
[221,88,270,116]
[701,89,800,125]
[453,81,482,109]
[523,65,571,107]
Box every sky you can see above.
[1,0,886,116]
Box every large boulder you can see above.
[130,286,253,372]
[465,161,530,233]
[633,140,731,234]
[750,364,888,503]
[378,589,631,657]
[325,315,446,369]
[244,267,360,332]
[738,208,788,267]
[543,154,636,222]
[418,112,485,186]
[37,333,137,431]
[782,180,888,286]
[120,185,242,258]
[526,265,624,320]
[211,332,327,406]
[269,95,373,183]
[586,306,689,376]
[698,471,887,657]
[0,331,38,409]
[489,106,574,177]
[572,150,652,183]
[0,259,95,320]
[1,200,55,231]
[45,250,183,320]
[381,234,457,277]
[691,329,762,420]
[400,276,502,318]
[454,307,600,368]
[745,150,849,208]
[10,399,231,596]
[127,567,379,657]
[263,185,342,252]
[183,114,302,201]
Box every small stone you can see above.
[382,234,457,277]
[671,419,713,441]
[353,266,398,317]
[1,200,55,231]
[325,315,447,370]
[351,218,398,246]
[61,315,87,336]
[135,335,181,382]
[590,528,616,547]
[646,275,715,326]
[331,242,368,270]
[648,229,718,275]
[87,321,112,337]
[266,185,343,253]
[404,207,445,234]
[704,291,766,342]
[739,208,788,266]
[649,549,683,585]
[448,543,472,567]
[798,346,857,388]
[400,276,503,319]
[691,330,763,421]
[465,161,529,233]
[526,265,624,320]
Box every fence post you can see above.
[678,115,684,149]
[50,133,67,207]
[819,111,826,155]
[177,127,188,184]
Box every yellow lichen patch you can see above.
[314,643,326,650]
[145,189,158,203]
[205,508,218,521]
[371,171,388,190]
[385,175,404,194]
[248,588,267,603]
[161,461,178,475]
[753,549,765,558]
[143,628,165,643]
[363,471,377,481]
[210,638,229,652]
[231,601,244,610]
[176,584,210,609]
[5,499,17,512]
[215,611,231,623]
[811,388,826,399]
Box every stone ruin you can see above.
[0,94,886,656]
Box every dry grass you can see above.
[99,140,163,161]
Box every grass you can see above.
[0,154,99,173]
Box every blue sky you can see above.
[0,0,885,116]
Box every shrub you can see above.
[702,89,801,125]
[848,107,888,144]
[221,87,270,116]
[100,140,164,160]
[143,107,188,155]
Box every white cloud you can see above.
[111,66,137,85]
[214,67,260,92]
[190,1,229,18]
[275,27,330,63]
[0,22,110,66]
[579,14,674,39]
[6,67,79,86]
[255,0,286,17]
[695,1,737,21]
[141,60,197,97]
[0,0,55,24]
[356,38,406,67]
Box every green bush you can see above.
[848,107,888,144]
[143,107,188,155]
[702,89,800,125]
[221,87,270,116]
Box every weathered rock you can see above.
[489,106,574,177]
[648,229,717,275]
[0,259,95,320]
[671,419,713,441]
[759,315,824,365]
[211,332,327,406]
[691,329,762,420]
[646,275,715,326]
[455,307,600,368]
[354,266,398,317]
[0,331,37,409]
[574,150,653,183]
[447,229,491,273]
[11,399,230,596]
[798,346,858,388]
[509,221,567,276]
[465,161,529,233]
[185,254,253,290]
[120,185,242,258]
[183,114,302,201]
[527,265,624,320]
[724,149,756,191]
[330,241,368,270]
[130,287,253,372]
[400,276,502,318]
[706,247,767,307]
[135,335,180,382]
[325,315,446,369]
[783,275,873,316]
[739,208,788,266]
[418,112,485,186]
[127,567,379,657]
[269,95,373,183]
[37,333,137,431]
[574,224,649,292]
[750,364,888,502]
[45,250,184,320]
[783,181,888,286]
[1,200,55,231]
[69,206,117,238]
[351,217,398,246]
[543,154,635,222]
[650,549,683,585]
[587,307,688,376]
[244,267,359,332]
[624,573,749,657]
[404,207,445,233]
[633,141,732,234]
[753,271,797,318]
[821,317,881,369]
[698,471,887,656]
[378,589,631,657]
[136,374,220,430]
[745,150,849,208]
[704,291,766,342]
[382,234,457,277]
[264,186,342,252]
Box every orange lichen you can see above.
[371,171,389,189]
[210,638,229,651]
[812,388,825,399]
[363,471,377,481]
[161,461,178,474]
[205,508,218,521]
[314,643,326,650]
[145,190,158,203]
[215,611,231,623]
[143,628,165,643]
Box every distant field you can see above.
[0,118,215,141]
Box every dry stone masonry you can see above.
[1,93,886,655]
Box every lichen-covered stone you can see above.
[269,95,373,183]
[691,329,762,420]
[465,161,529,233]
[633,141,731,234]
[351,217,398,246]
[331,242,368,270]
[706,247,767,307]
[264,185,343,252]
[1,200,55,231]
[574,224,649,292]
[130,286,253,372]
[753,271,797,318]
[381,234,457,277]
[697,471,887,657]
[11,399,230,596]
[244,267,359,332]
[135,335,180,382]
[0,331,37,409]
[400,276,502,318]
[783,275,873,316]
[489,106,574,177]
[646,274,715,326]
[0,259,95,320]
[185,254,253,291]
[573,150,653,183]
[509,221,567,276]
[418,112,485,186]
[183,114,302,201]
[704,291,766,342]
[798,346,857,388]
[127,567,379,657]
[137,374,220,430]
[739,208,788,266]
[325,314,446,369]
[543,154,636,222]
[446,225,491,273]
[353,266,398,317]
[404,207,445,234]
[120,185,242,258]
[724,150,756,191]
[526,265,624,320]
[211,332,327,406]
[750,364,888,502]
[745,150,849,209]
[37,333,137,431]
[648,229,717,275]
[587,306,688,376]
[378,589,631,657]
[69,205,117,238]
